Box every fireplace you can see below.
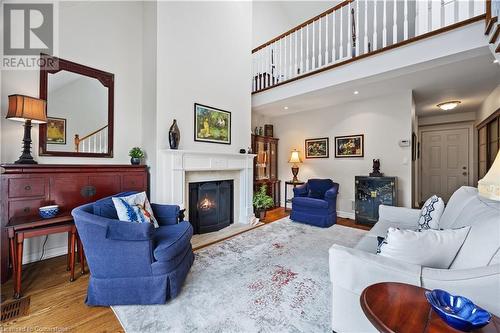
[188,180,234,234]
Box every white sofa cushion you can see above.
[378,227,470,269]
[450,198,500,269]
[418,195,445,231]
[439,186,477,229]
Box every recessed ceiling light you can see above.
[353,91,359,95]
[284,106,289,110]
[437,101,461,111]
[494,59,499,64]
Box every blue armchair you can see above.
[71,192,194,306]
[290,179,339,228]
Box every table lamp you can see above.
[288,149,302,183]
[6,94,47,164]
[478,150,500,201]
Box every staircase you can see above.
[74,125,108,153]
[485,0,500,62]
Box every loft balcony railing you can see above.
[252,0,486,93]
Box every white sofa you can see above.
[329,186,500,333]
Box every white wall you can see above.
[155,1,252,158]
[1,1,143,165]
[269,91,413,218]
[0,1,144,263]
[477,85,500,124]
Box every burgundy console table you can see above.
[1,164,149,286]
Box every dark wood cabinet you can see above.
[355,176,397,225]
[252,134,280,208]
[1,164,148,284]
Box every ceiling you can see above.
[252,48,500,118]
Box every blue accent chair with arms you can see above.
[290,179,339,228]
[71,192,194,306]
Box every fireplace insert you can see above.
[188,180,234,234]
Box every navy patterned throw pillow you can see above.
[417,195,445,231]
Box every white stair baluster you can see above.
[283,38,287,80]
[320,16,324,66]
[373,0,378,50]
[279,39,283,82]
[256,50,260,91]
[428,0,432,32]
[347,1,352,57]
[356,0,360,56]
[325,14,329,64]
[364,0,368,54]
[93,135,96,153]
[383,0,387,47]
[294,30,298,76]
[453,0,459,23]
[289,34,293,77]
[306,24,310,72]
[393,0,398,44]
[332,12,336,62]
[404,0,408,39]
[440,0,445,28]
[340,6,344,58]
[312,20,316,69]
[300,28,304,74]
[468,0,474,18]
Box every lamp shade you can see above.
[7,94,47,123]
[288,149,302,164]
[478,150,500,201]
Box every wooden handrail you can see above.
[74,125,108,152]
[252,0,353,53]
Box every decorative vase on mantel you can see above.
[169,119,180,149]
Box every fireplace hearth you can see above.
[188,180,234,234]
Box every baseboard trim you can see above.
[23,246,68,265]
[337,211,355,220]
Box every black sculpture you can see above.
[169,119,180,149]
[369,159,384,177]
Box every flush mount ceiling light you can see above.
[437,101,461,111]
[284,106,289,110]
[494,59,499,64]
[353,91,359,95]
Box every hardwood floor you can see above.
[0,209,368,332]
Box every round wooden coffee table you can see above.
[360,282,500,333]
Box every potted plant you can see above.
[253,184,274,220]
[129,147,144,165]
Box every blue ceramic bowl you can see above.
[425,289,491,332]
[39,205,59,219]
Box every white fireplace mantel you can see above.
[157,149,256,224]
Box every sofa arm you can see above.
[378,205,421,227]
[324,184,339,200]
[106,220,154,241]
[293,184,308,197]
[422,265,500,316]
[151,203,180,225]
[329,244,422,294]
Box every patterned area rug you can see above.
[112,218,366,332]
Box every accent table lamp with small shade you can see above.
[478,150,500,201]
[6,94,47,164]
[288,149,303,183]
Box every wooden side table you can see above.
[284,180,305,211]
[360,282,500,333]
[6,214,86,299]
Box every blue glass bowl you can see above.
[425,289,491,332]
[39,205,59,219]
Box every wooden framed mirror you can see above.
[39,54,114,157]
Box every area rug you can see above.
[112,218,366,332]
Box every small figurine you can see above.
[259,127,264,136]
[247,146,253,154]
[369,159,384,177]
[254,126,259,135]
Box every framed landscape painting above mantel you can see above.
[194,103,231,145]
[335,134,364,158]
[305,137,329,158]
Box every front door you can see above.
[421,127,469,203]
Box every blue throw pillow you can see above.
[308,189,323,199]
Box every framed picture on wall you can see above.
[335,134,364,158]
[305,137,329,158]
[194,103,231,145]
[46,117,67,145]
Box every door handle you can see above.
[462,172,467,176]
